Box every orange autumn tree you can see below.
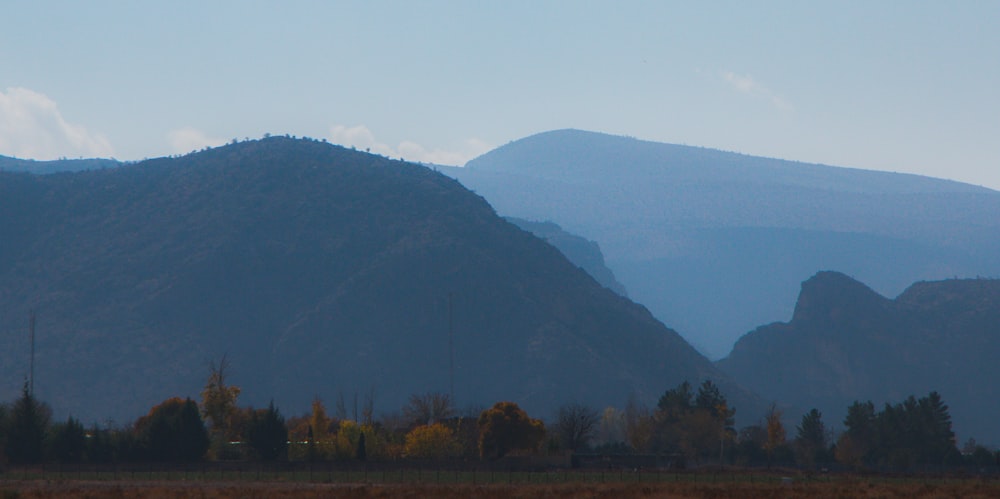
[477,401,545,459]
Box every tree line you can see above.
[2,362,997,470]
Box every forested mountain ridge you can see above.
[0,137,754,424]
[717,271,1000,445]
[0,154,120,174]
[441,129,1000,359]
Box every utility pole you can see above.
[29,310,36,396]
[448,292,454,405]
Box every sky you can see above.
[1,1,998,189]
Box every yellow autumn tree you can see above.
[334,420,362,460]
[306,397,334,460]
[404,423,460,459]
[200,356,241,458]
[764,403,786,468]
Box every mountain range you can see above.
[0,137,755,424]
[441,129,1000,358]
[718,271,1000,445]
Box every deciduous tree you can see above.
[200,355,241,456]
[623,394,654,453]
[764,404,786,468]
[477,402,545,459]
[403,392,454,427]
[404,423,460,458]
[554,402,599,452]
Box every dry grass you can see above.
[2,479,1000,499]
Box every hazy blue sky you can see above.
[2,1,998,188]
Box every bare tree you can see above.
[335,392,347,421]
[361,387,376,426]
[555,402,599,452]
[403,392,455,427]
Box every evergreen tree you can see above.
[134,397,209,461]
[652,380,735,461]
[695,381,724,415]
[356,431,367,461]
[837,400,876,467]
[85,425,116,463]
[838,394,958,469]
[4,382,51,464]
[47,416,86,463]
[794,408,828,467]
[843,401,876,435]
[656,381,693,417]
[247,401,287,461]
[919,391,957,463]
[0,402,8,461]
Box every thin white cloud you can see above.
[329,124,396,158]
[0,87,114,159]
[724,71,757,93]
[328,124,492,166]
[722,71,794,112]
[167,127,226,154]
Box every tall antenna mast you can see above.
[448,292,454,405]
[29,310,36,396]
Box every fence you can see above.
[3,462,999,486]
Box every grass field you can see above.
[3,480,1000,498]
[2,470,999,498]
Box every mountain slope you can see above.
[717,271,1000,444]
[0,137,751,423]
[442,129,1000,358]
[505,217,628,297]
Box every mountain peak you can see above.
[791,271,889,325]
[719,272,1000,444]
